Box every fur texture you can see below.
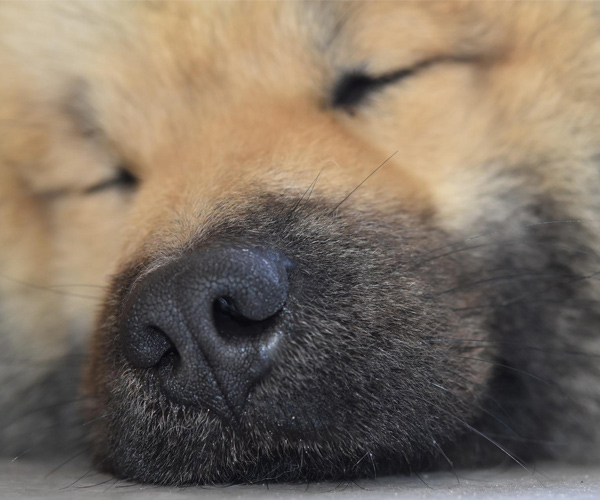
[2,0,600,485]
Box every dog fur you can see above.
[2,0,600,485]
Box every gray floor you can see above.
[2,458,600,500]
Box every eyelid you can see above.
[84,167,138,194]
[331,58,445,109]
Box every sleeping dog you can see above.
[1,0,600,485]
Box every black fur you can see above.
[86,193,493,484]
[85,186,600,484]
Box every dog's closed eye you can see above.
[332,58,455,111]
[84,166,139,194]
[332,67,417,109]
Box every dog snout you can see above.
[121,247,292,422]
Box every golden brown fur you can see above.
[2,0,600,484]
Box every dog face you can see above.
[2,0,600,485]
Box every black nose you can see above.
[121,247,292,422]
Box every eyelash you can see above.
[331,60,436,110]
[85,166,139,194]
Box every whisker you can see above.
[76,477,117,489]
[5,413,89,461]
[0,273,103,300]
[432,271,576,297]
[60,455,108,489]
[114,481,143,488]
[301,168,323,211]
[350,479,369,491]
[285,168,324,223]
[430,337,600,358]
[413,471,434,490]
[442,367,514,422]
[82,412,112,427]
[405,243,490,270]
[49,283,107,290]
[44,447,90,479]
[482,432,568,446]
[430,382,519,438]
[10,449,33,462]
[413,218,598,261]
[329,151,398,215]
[430,438,459,484]
[103,478,121,492]
[453,295,600,313]
[0,353,89,366]
[406,218,600,270]
[2,397,90,429]
[442,354,569,400]
[441,411,530,474]
[498,269,600,307]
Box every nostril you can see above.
[123,324,176,368]
[212,296,280,340]
[214,296,254,324]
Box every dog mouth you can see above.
[83,193,491,485]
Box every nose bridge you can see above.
[203,97,359,171]
[152,93,373,190]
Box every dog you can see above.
[2,0,600,486]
